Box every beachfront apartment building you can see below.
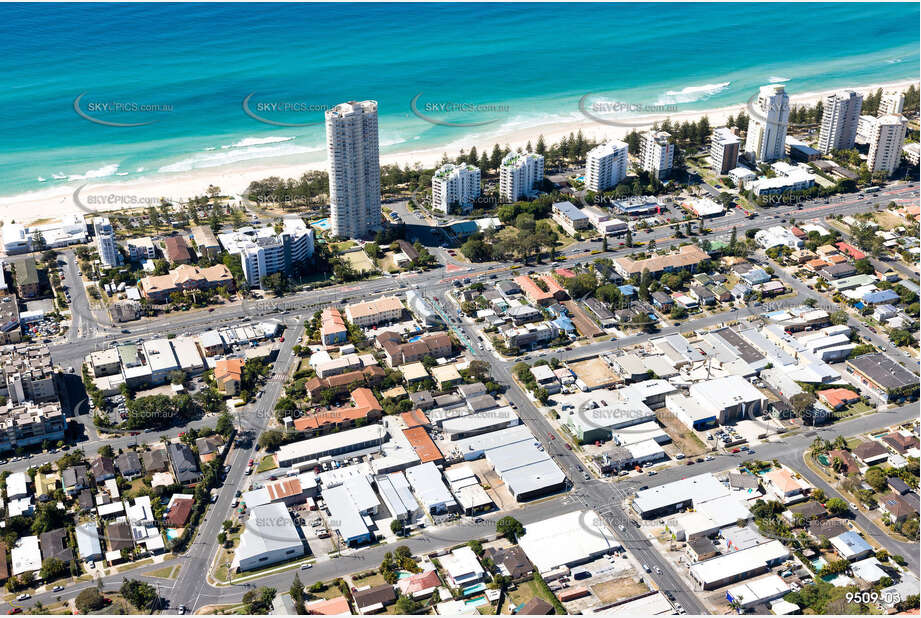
[710,127,740,175]
[585,140,628,192]
[218,217,314,288]
[866,114,908,176]
[499,153,544,202]
[818,90,863,154]
[431,163,481,214]
[639,131,674,179]
[326,100,381,239]
[744,84,790,163]
[93,217,120,267]
[879,90,905,116]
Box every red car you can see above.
[8,608,22,615]
[565,443,572,450]
[731,448,741,453]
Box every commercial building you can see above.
[785,136,822,162]
[518,510,619,573]
[689,540,789,590]
[818,90,863,154]
[326,100,381,238]
[234,503,305,571]
[431,163,481,214]
[639,130,674,179]
[689,375,766,424]
[276,424,387,467]
[632,473,729,519]
[94,217,120,267]
[218,217,314,287]
[866,114,908,176]
[375,471,420,521]
[729,166,757,187]
[585,140,628,191]
[754,226,804,249]
[345,296,403,327]
[680,197,723,218]
[405,462,457,514]
[485,439,565,501]
[139,263,234,302]
[845,353,918,401]
[551,200,591,236]
[726,574,791,609]
[710,127,740,174]
[744,84,789,162]
[499,153,544,202]
[748,166,815,197]
[2,224,31,255]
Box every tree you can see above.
[40,558,67,581]
[865,467,888,492]
[395,595,421,614]
[624,229,632,247]
[258,429,285,452]
[242,587,277,615]
[76,588,106,613]
[790,392,817,418]
[496,516,525,542]
[825,497,849,516]
[390,519,404,536]
[890,329,912,348]
[290,574,306,615]
[121,579,159,611]
[829,310,849,326]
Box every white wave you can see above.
[157,142,323,174]
[222,136,295,149]
[136,167,145,172]
[116,172,129,176]
[204,147,216,151]
[37,177,46,182]
[886,57,903,64]
[380,137,408,148]
[769,76,790,83]
[52,173,67,180]
[67,163,120,181]
[656,81,731,105]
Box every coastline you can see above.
[2,78,917,227]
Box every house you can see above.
[852,441,889,466]
[214,358,245,396]
[165,494,194,527]
[142,448,170,473]
[484,546,534,580]
[763,468,810,504]
[440,546,486,588]
[878,492,917,524]
[39,528,74,563]
[787,501,827,522]
[11,536,41,576]
[881,432,920,454]
[116,452,143,479]
[808,518,849,541]
[167,442,201,485]
[830,531,873,561]
[887,477,911,495]
[195,435,225,463]
[396,569,441,599]
[530,364,561,394]
[92,456,116,481]
[651,291,673,311]
[62,465,89,496]
[817,388,860,410]
[352,584,396,614]
[75,522,103,561]
[304,596,351,615]
[105,521,134,553]
[827,449,859,475]
[516,598,554,615]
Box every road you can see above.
[4,180,917,613]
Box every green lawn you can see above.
[256,455,278,473]
[505,578,558,614]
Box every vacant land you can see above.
[343,250,378,273]
[657,408,707,457]
[592,577,649,603]
[569,357,621,390]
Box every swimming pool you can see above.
[311,218,330,230]
[166,528,181,541]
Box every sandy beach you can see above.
[2,79,916,227]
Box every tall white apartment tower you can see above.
[709,127,741,175]
[639,131,674,180]
[93,217,119,267]
[879,90,905,116]
[325,100,381,239]
[744,84,790,162]
[818,90,863,154]
[431,164,481,214]
[499,153,544,202]
[585,140,629,192]
[867,115,908,176]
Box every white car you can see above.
[16,594,30,601]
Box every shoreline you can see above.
[2,78,917,227]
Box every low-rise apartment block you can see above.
[139,263,234,302]
[345,296,403,327]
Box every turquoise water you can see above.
[165,528,181,541]
[311,219,331,231]
[0,3,917,199]
[812,557,828,571]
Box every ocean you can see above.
[0,2,917,200]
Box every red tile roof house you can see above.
[827,449,860,476]
[396,569,441,598]
[817,388,860,410]
[835,241,866,260]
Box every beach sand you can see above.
[2,79,916,226]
